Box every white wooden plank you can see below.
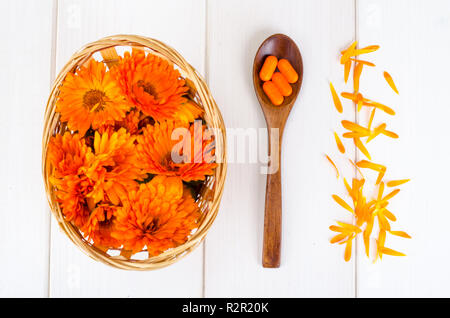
[356,0,450,297]
[205,0,356,297]
[0,0,54,297]
[50,0,205,297]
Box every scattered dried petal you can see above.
[350,58,375,67]
[340,41,358,64]
[384,71,399,94]
[381,247,406,257]
[326,154,339,178]
[334,132,346,153]
[332,195,354,214]
[382,189,400,201]
[330,82,343,113]
[342,120,371,135]
[387,179,410,187]
[344,238,353,262]
[330,233,349,244]
[376,168,386,185]
[354,63,363,92]
[354,137,371,160]
[368,108,376,130]
[389,230,411,239]
[354,45,380,55]
[344,60,352,83]
[356,160,386,172]
[381,129,399,138]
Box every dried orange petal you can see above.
[344,238,353,262]
[344,60,352,83]
[332,195,354,214]
[334,132,345,153]
[330,233,348,244]
[326,154,339,178]
[381,247,406,257]
[350,58,375,67]
[354,137,371,160]
[354,63,363,92]
[384,71,399,94]
[389,230,411,239]
[386,179,410,187]
[330,82,343,113]
[356,160,386,172]
[341,120,371,135]
[354,45,380,55]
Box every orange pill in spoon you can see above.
[272,72,292,96]
[259,55,278,81]
[263,81,284,106]
[277,58,298,83]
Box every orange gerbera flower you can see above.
[136,121,216,182]
[56,59,130,135]
[81,204,120,249]
[111,176,200,256]
[112,49,188,121]
[81,128,146,205]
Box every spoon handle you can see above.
[262,132,282,268]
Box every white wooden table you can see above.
[1,0,450,297]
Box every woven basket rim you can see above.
[42,34,227,270]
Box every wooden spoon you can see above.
[252,34,303,268]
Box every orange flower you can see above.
[50,174,92,227]
[175,100,204,124]
[47,132,91,177]
[81,204,120,248]
[112,49,188,121]
[116,110,141,134]
[47,132,93,227]
[136,121,216,182]
[111,176,200,256]
[81,128,146,205]
[56,59,130,135]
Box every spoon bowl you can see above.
[252,34,303,268]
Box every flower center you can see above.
[160,153,177,171]
[145,218,160,233]
[83,89,106,112]
[137,80,158,99]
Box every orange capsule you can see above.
[277,58,298,83]
[259,55,278,81]
[271,72,292,96]
[263,81,284,106]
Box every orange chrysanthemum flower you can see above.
[112,49,188,121]
[136,121,216,182]
[116,110,141,134]
[47,132,93,227]
[50,174,92,228]
[47,132,91,177]
[175,100,204,125]
[56,59,130,135]
[111,176,200,256]
[82,128,146,205]
[81,204,120,249]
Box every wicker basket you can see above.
[42,35,227,270]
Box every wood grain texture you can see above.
[356,0,450,297]
[205,0,356,297]
[0,0,54,297]
[49,0,205,297]
[253,34,303,268]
